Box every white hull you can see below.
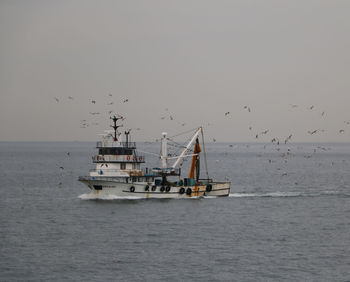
[79,179,230,199]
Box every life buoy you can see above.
[206,184,212,192]
[151,185,156,191]
[160,186,165,192]
[186,188,192,195]
[179,187,185,194]
[130,186,135,192]
[165,186,171,192]
[127,155,131,161]
[145,185,149,191]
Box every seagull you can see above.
[339,129,345,134]
[249,126,252,130]
[59,166,64,170]
[289,104,298,108]
[67,152,70,156]
[108,93,112,97]
[260,130,269,135]
[224,112,230,116]
[68,96,74,100]
[170,116,173,120]
[244,106,251,112]
[321,111,325,116]
[255,134,259,139]
[309,105,314,110]
[91,100,96,104]
[284,134,292,144]
[54,97,59,102]
[123,99,129,103]
[107,102,114,105]
[308,130,318,135]
[213,138,216,142]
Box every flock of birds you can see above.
[221,104,349,144]
[53,94,349,185]
[53,94,349,143]
[54,94,130,129]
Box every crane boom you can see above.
[171,127,202,169]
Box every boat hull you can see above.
[79,177,230,199]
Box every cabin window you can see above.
[120,163,126,170]
[99,148,133,155]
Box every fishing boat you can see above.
[78,116,230,198]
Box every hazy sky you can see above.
[1,0,350,142]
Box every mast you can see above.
[110,116,123,141]
[125,129,131,147]
[161,132,168,168]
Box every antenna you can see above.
[110,115,123,141]
[124,129,131,147]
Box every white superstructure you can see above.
[78,116,230,198]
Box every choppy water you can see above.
[1,142,350,281]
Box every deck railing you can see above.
[96,141,136,148]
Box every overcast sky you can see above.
[1,0,349,142]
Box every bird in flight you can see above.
[284,134,292,144]
[243,106,251,112]
[224,111,230,116]
[123,99,129,103]
[308,130,318,135]
[91,100,96,104]
[54,97,59,102]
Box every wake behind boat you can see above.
[78,116,230,198]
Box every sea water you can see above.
[0,142,349,281]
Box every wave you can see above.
[78,193,204,201]
[79,190,347,201]
[229,190,345,198]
